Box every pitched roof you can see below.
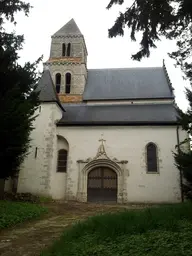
[83,67,174,101]
[57,103,178,125]
[36,69,65,110]
[53,19,82,37]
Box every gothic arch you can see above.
[145,142,159,173]
[77,158,125,203]
[82,159,122,177]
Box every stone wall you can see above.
[46,63,87,96]
[59,94,83,103]
[50,36,87,63]
[47,34,88,101]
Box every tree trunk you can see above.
[0,179,5,199]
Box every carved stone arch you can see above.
[77,158,126,203]
[83,159,122,177]
[76,138,129,203]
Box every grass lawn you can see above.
[41,203,192,256]
[0,200,47,229]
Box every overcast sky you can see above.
[5,0,190,110]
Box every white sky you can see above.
[5,0,190,111]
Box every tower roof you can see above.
[52,19,82,37]
[36,69,65,111]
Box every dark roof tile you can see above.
[58,103,177,125]
[53,19,82,37]
[83,67,174,100]
[36,69,65,111]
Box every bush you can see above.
[41,203,192,256]
[39,196,54,203]
[3,192,40,203]
[0,200,47,229]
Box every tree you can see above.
[107,0,192,198]
[0,1,41,192]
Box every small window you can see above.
[146,143,158,173]
[57,149,68,173]
[55,73,61,93]
[62,43,66,56]
[67,43,71,57]
[65,73,71,94]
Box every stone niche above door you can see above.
[76,139,129,203]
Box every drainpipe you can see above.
[176,125,184,202]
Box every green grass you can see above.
[0,200,47,229]
[41,203,192,256]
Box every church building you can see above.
[12,19,187,203]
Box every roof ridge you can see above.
[88,103,175,107]
[87,67,163,71]
[163,59,175,96]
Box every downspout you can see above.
[176,125,184,202]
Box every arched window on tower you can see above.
[55,73,61,93]
[67,43,71,57]
[57,149,68,173]
[146,143,158,173]
[65,73,71,94]
[62,43,66,56]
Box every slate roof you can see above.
[52,19,82,37]
[36,69,64,110]
[83,67,174,100]
[57,103,178,125]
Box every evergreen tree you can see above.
[0,1,41,186]
[107,0,192,198]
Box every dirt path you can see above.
[0,202,144,256]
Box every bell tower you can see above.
[44,19,88,103]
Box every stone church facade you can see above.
[6,19,187,203]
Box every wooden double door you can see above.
[87,167,117,202]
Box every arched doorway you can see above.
[87,167,117,202]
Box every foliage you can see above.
[174,149,192,199]
[39,196,54,203]
[41,203,192,256]
[107,0,192,199]
[107,0,192,63]
[0,1,41,180]
[3,192,41,203]
[0,200,47,229]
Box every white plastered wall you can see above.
[49,135,68,199]
[17,103,62,197]
[56,125,187,203]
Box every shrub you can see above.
[3,192,40,203]
[41,202,192,256]
[0,200,47,229]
